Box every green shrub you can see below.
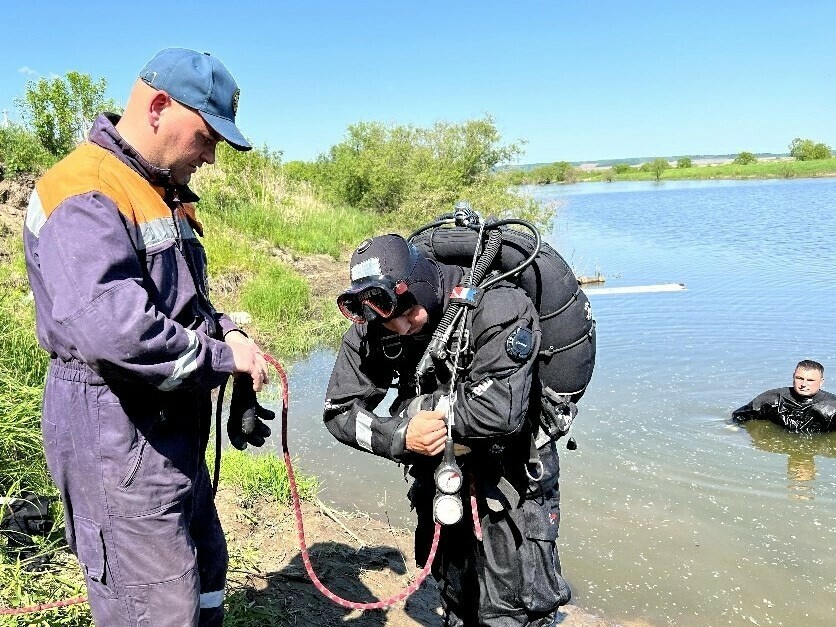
[789,137,832,161]
[281,159,321,183]
[0,124,55,175]
[528,161,577,185]
[314,115,528,221]
[640,159,670,181]
[733,151,757,165]
[676,157,693,169]
[612,163,633,174]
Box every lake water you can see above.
[262,178,836,626]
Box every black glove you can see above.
[228,374,275,450]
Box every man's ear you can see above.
[148,91,171,129]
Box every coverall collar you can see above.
[88,113,200,203]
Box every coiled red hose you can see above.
[263,353,442,610]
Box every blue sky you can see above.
[2,1,834,165]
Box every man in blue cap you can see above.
[24,49,272,625]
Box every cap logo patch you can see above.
[351,257,382,281]
[231,89,240,116]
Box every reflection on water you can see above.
[738,419,836,501]
[259,178,836,627]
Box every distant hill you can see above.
[500,153,790,172]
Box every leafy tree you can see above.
[17,71,120,156]
[733,151,757,165]
[640,159,669,181]
[612,163,632,174]
[676,157,692,169]
[789,137,832,161]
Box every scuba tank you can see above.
[409,203,596,439]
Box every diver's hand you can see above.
[405,410,447,456]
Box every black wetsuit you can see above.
[324,263,571,626]
[732,388,836,432]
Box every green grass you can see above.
[217,448,319,507]
[0,236,51,496]
[192,156,374,356]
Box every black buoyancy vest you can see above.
[410,225,596,403]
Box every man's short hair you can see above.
[796,359,824,375]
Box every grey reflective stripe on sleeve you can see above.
[137,216,178,251]
[24,191,47,237]
[158,329,200,391]
[199,589,224,608]
[356,410,374,452]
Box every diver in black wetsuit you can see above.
[323,233,571,626]
[732,360,836,432]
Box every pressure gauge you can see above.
[434,438,463,494]
[433,493,464,525]
[435,464,463,495]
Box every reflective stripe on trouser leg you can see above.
[199,590,224,608]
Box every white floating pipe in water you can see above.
[584,283,686,296]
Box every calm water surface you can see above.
[263,178,836,626]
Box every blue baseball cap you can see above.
[139,48,251,151]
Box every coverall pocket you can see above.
[520,496,571,613]
[109,500,196,587]
[73,516,117,599]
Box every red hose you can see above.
[0,595,88,616]
[263,353,442,610]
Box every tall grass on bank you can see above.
[192,144,375,353]
[195,144,376,257]
[0,296,50,497]
[217,449,319,507]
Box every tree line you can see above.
[2,71,833,196]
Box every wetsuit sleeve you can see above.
[449,286,541,442]
[31,193,233,390]
[323,326,413,462]
[732,389,781,423]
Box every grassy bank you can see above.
[504,156,836,185]
[580,156,836,183]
